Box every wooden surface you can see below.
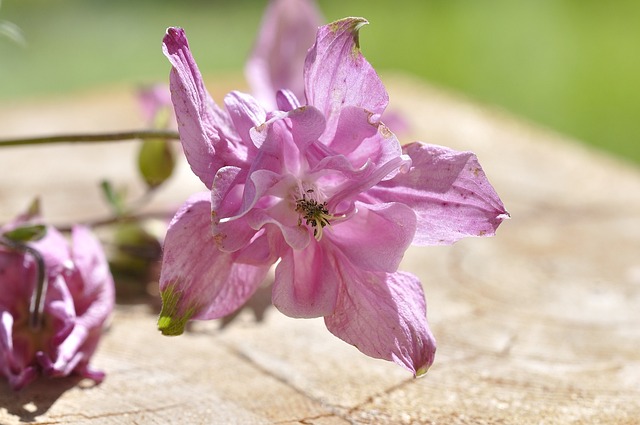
[1,75,639,424]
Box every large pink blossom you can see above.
[158,18,508,375]
[0,219,115,390]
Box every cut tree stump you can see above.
[1,75,639,424]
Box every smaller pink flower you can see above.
[0,218,115,391]
[245,0,323,109]
[137,83,175,128]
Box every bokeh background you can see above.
[1,0,638,164]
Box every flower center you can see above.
[295,189,335,241]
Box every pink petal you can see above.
[137,84,173,125]
[0,311,38,390]
[324,154,410,214]
[36,227,115,381]
[224,91,266,149]
[328,201,416,273]
[325,268,436,376]
[367,142,509,245]
[69,226,115,328]
[272,243,339,318]
[304,18,388,143]
[276,89,301,111]
[31,226,71,277]
[327,105,402,171]
[211,166,256,252]
[44,275,76,346]
[158,192,272,335]
[245,0,323,108]
[0,247,31,306]
[287,105,326,153]
[163,27,247,187]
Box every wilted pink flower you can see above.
[159,18,508,375]
[0,220,115,390]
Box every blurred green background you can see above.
[1,0,638,165]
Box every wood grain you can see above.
[1,75,639,424]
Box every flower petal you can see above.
[325,268,436,376]
[163,27,247,187]
[0,310,38,390]
[68,226,115,327]
[272,243,339,318]
[304,18,388,143]
[327,106,401,170]
[367,142,509,245]
[224,91,266,150]
[245,0,323,108]
[276,89,301,112]
[328,201,416,273]
[33,226,115,381]
[158,192,271,335]
[31,225,71,277]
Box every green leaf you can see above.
[137,139,175,189]
[2,224,46,243]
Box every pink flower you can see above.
[0,220,115,390]
[246,0,323,109]
[137,83,174,127]
[159,18,508,375]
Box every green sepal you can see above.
[157,284,197,336]
[2,224,47,243]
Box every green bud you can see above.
[137,139,175,189]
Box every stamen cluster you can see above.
[295,192,333,240]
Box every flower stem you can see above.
[0,130,180,147]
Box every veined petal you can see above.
[31,226,71,277]
[211,166,264,252]
[245,0,322,108]
[163,27,246,187]
[367,142,509,245]
[250,115,300,173]
[37,226,115,381]
[272,243,339,318]
[276,89,301,112]
[328,106,402,171]
[69,226,115,326]
[0,310,38,391]
[0,247,31,307]
[328,201,416,273]
[286,105,326,153]
[304,18,388,143]
[325,268,436,376]
[326,154,410,214]
[224,91,266,150]
[158,192,271,335]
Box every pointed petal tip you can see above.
[415,364,431,378]
[330,17,369,48]
[497,212,511,221]
[157,314,187,336]
[157,283,197,336]
[334,17,369,29]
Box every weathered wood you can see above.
[1,75,639,424]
